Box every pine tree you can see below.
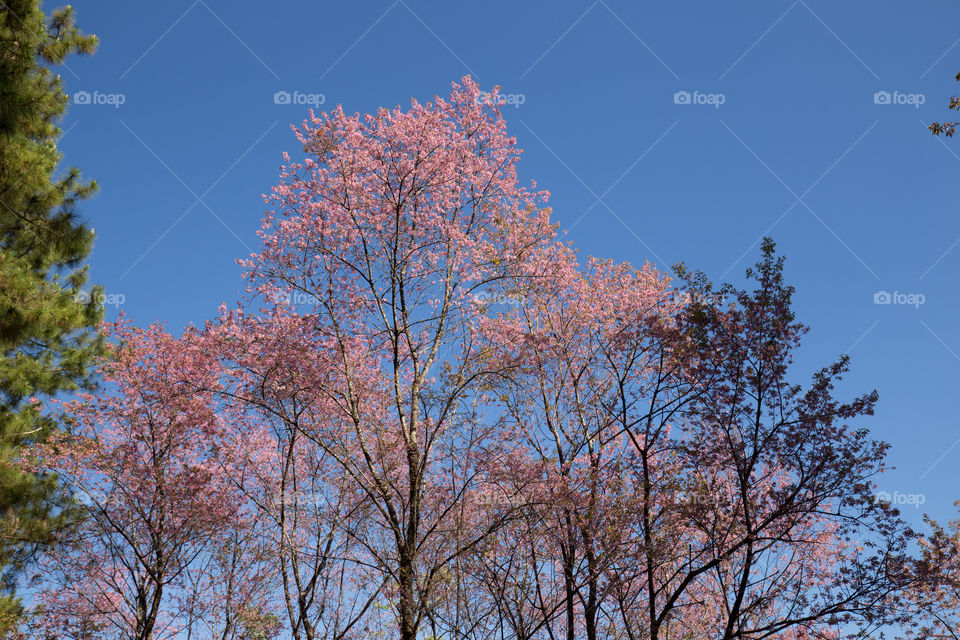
[0,1,102,630]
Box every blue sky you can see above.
[56,0,960,529]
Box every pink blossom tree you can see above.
[617,240,912,640]
[24,321,277,640]
[474,239,912,640]
[200,311,385,640]
[22,75,920,640]
[896,502,960,639]
[225,76,563,640]
[476,256,675,640]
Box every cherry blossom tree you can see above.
[476,257,675,640]
[226,76,563,640]
[24,321,277,640]
[21,73,921,640]
[200,312,384,640]
[473,239,912,640]
[619,239,912,640]
[897,502,960,639]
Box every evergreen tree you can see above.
[0,1,102,630]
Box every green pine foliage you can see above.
[0,1,102,630]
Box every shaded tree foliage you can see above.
[0,0,102,629]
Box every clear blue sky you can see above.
[55,0,960,530]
